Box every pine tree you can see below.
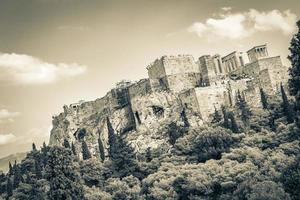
[98,138,105,162]
[212,106,222,123]
[236,90,251,126]
[222,106,230,129]
[32,143,37,151]
[228,112,239,133]
[260,88,268,109]
[6,178,13,198]
[288,20,300,125]
[63,138,71,149]
[71,142,77,155]
[81,140,91,160]
[281,84,294,123]
[13,163,21,188]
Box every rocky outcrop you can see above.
[49,88,195,160]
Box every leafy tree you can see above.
[82,140,92,160]
[260,88,268,109]
[168,122,184,145]
[63,138,71,149]
[212,106,222,123]
[193,127,234,162]
[45,146,84,200]
[98,138,105,162]
[236,90,251,126]
[281,84,294,123]
[281,156,300,200]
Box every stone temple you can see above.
[49,44,289,159]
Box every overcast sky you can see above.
[0,0,299,157]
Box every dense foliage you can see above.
[1,21,300,200]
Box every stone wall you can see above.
[194,85,228,121]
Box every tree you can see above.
[45,147,84,200]
[98,138,105,162]
[8,162,13,176]
[281,84,294,123]
[228,112,239,133]
[13,163,22,188]
[34,160,42,179]
[260,88,268,109]
[288,20,300,125]
[71,142,77,156]
[212,106,222,123]
[236,90,251,126]
[281,156,300,200]
[63,138,71,149]
[82,140,92,160]
[6,178,13,199]
[107,117,116,157]
[32,143,37,151]
[222,106,230,129]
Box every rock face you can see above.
[49,44,288,160]
[49,89,194,159]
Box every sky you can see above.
[0,0,299,157]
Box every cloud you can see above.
[0,53,87,85]
[0,134,16,145]
[0,109,20,123]
[188,9,297,39]
[249,9,297,35]
[221,7,232,12]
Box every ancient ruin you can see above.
[49,44,289,159]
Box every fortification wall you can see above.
[257,56,288,91]
[166,72,201,93]
[194,85,228,121]
[128,79,152,98]
[163,55,199,75]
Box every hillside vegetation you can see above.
[0,21,300,200]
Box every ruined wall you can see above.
[128,79,152,98]
[166,72,201,93]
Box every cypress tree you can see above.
[107,117,116,156]
[32,143,37,151]
[260,88,268,109]
[98,138,105,162]
[212,106,222,123]
[236,90,251,126]
[63,138,71,149]
[8,162,13,176]
[228,112,239,133]
[6,178,13,198]
[288,20,300,125]
[81,140,91,160]
[222,106,230,129]
[71,142,77,155]
[281,84,294,123]
[35,160,42,179]
[13,163,21,188]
